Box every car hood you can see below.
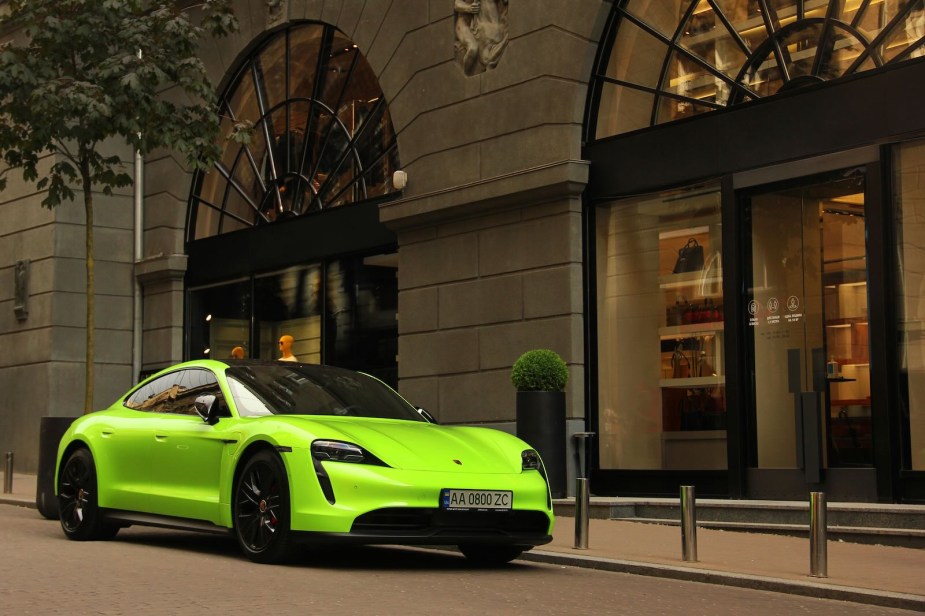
[283,417,527,474]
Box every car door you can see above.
[143,368,239,524]
[89,406,156,512]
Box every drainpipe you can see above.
[132,49,144,383]
[132,145,143,383]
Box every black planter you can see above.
[35,416,77,520]
[516,390,567,499]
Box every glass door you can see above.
[743,172,872,489]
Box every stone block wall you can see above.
[0,148,135,471]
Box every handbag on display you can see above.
[682,300,696,324]
[671,344,690,379]
[667,296,688,326]
[672,238,705,274]
[698,298,717,323]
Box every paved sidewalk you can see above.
[3,472,923,611]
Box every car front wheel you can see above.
[458,543,525,565]
[58,448,119,541]
[233,450,294,564]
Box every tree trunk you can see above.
[81,158,95,414]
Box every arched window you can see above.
[590,0,925,139]
[188,22,400,240]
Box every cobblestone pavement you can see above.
[3,471,924,613]
[1,505,922,616]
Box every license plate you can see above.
[440,489,512,511]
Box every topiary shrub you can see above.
[511,349,569,392]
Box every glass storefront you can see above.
[743,173,872,472]
[592,0,925,139]
[586,0,925,503]
[894,140,925,471]
[188,253,398,386]
[596,185,727,470]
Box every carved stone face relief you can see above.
[454,0,509,76]
[266,0,286,27]
[13,259,29,321]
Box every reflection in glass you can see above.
[187,254,398,387]
[745,175,871,469]
[592,0,925,138]
[189,22,400,241]
[188,280,252,361]
[255,266,324,364]
[596,185,726,470]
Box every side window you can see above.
[124,369,223,415]
[125,374,176,411]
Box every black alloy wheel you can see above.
[233,450,294,564]
[458,543,525,566]
[57,448,119,541]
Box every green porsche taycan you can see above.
[55,360,554,564]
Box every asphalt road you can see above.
[0,505,917,615]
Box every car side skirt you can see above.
[101,509,232,536]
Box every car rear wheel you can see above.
[458,543,525,565]
[233,450,294,564]
[58,448,119,541]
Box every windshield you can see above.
[225,364,425,421]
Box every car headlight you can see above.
[311,440,386,466]
[521,449,542,471]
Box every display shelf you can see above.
[831,399,871,408]
[659,322,724,337]
[659,272,722,291]
[659,375,725,388]
[826,317,868,327]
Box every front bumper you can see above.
[284,447,555,545]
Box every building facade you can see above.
[2,0,924,504]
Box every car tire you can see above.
[57,448,120,541]
[233,450,294,564]
[458,543,524,565]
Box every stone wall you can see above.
[0,147,135,471]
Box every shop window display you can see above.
[592,0,925,139]
[188,254,398,387]
[596,185,726,470]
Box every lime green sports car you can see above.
[55,360,554,564]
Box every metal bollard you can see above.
[574,477,590,549]
[680,485,698,562]
[571,432,595,550]
[3,452,12,494]
[810,491,828,578]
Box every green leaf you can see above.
[0,0,239,203]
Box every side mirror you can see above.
[194,395,220,425]
[417,407,437,424]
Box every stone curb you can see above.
[519,549,925,612]
[0,495,35,509]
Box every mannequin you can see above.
[278,335,298,362]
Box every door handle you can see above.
[154,434,168,442]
